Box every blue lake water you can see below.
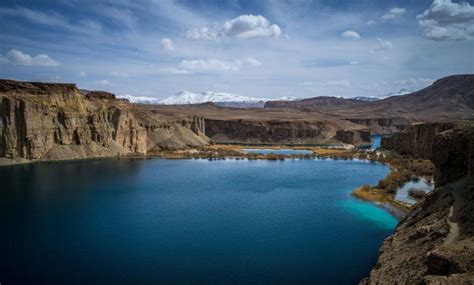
[371,135,382,150]
[0,158,395,284]
[242,148,313,155]
[395,178,434,205]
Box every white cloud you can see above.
[373,38,394,51]
[0,7,102,34]
[0,49,60,66]
[94,80,110,88]
[394,77,433,86]
[185,14,281,40]
[349,61,360,65]
[178,57,262,72]
[79,71,87,77]
[160,37,174,51]
[382,7,406,21]
[417,0,474,40]
[341,30,361,39]
[366,20,377,25]
[244,57,262,66]
[321,80,350,87]
[162,67,191,75]
[179,59,241,71]
[109,70,130,77]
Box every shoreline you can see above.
[0,144,430,219]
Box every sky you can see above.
[0,0,473,99]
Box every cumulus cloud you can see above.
[341,30,361,39]
[373,38,394,51]
[178,57,262,72]
[382,7,406,21]
[417,0,474,40]
[185,14,281,40]
[321,80,351,87]
[79,71,87,77]
[160,37,174,51]
[0,49,60,66]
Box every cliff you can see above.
[381,122,458,160]
[0,80,209,164]
[204,118,371,145]
[345,118,411,135]
[363,122,474,284]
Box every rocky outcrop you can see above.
[0,80,209,163]
[204,118,370,145]
[345,118,410,135]
[335,129,371,145]
[381,122,458,160]
[362,122,474,284]
[264,96,364,108]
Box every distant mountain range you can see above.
[118,91,297,108]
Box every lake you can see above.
[241,148,313,155]
[0,158,395,284]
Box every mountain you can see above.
[116,94,162,104]
[367,74,474,118]
[353,96,380,102]
[377,88,413,98]
[122,91,298,108]
[265,96,367,108]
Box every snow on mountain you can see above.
[117,94,162,104]
[377,88,413,98]
[159,91,297,106]
[159,91,264,105]
[353,96,380,102]
[117,91,297,108]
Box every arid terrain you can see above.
[1,74,473,165]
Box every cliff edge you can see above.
[0,80,209,164]
[362,122,474,284]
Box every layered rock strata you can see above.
[0,80,209,164]
[363,122,474,284]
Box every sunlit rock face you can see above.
[0,80,209,163]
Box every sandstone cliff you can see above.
[345,118,410,135]
[363,122,474,284]
[204,118,371,145]
[0,80,209,164]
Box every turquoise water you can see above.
[242,148,313,155]
[371,135,382,150]
[395,178,434,205]
[0,158,395,284]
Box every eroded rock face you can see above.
[363,122,474,284]
[345,118,410,135]
[381,122,457,160]
[0,80,209,163]
[204,118,370,145]
[335,129,371,145]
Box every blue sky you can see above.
[1,0,473,99]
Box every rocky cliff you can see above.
[204,118,371,145]
[363,122,474,284]
[381,122,458,160]
[345,118,411,135]
[0,80,209,164]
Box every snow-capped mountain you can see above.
[117,94,162,104]
[377,88,413,98]
[159,91,267,105]
[353,96,380,102]
[117,91,297,108]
